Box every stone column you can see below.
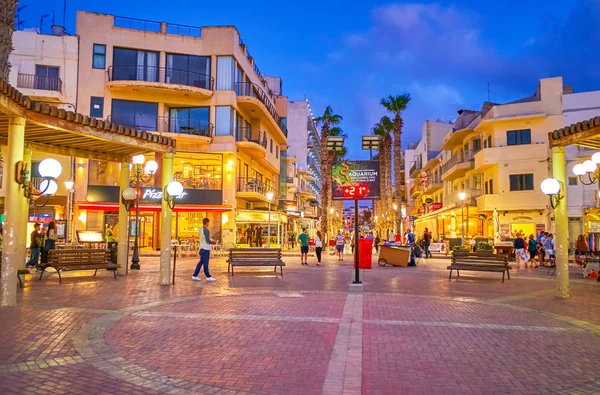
[117,161,130,276]
[159,153,174,285]
[552,146,569,298]
[19,147,32,270]
[1,117,26,306]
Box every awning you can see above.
[77,202,232,213]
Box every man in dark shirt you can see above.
[245,225,254,247]
[423,228,432,258]
[255,224,263,247]
[26,223,42,268]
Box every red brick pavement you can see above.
[1,255,600,394]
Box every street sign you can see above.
[332,160,380,200]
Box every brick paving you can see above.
[2,254,600,394]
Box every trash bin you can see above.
[107,241,118,264]
[358,238,373,269]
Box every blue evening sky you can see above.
[18,0,600,159]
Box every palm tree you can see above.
[0,0,18,81]
[372,116,393,234]
[330,126,347,235]
[314,106,343,241]
[381,94,411,234]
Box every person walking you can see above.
[528,234,539,268]
[576,234,589,256]
[422,228,432,258]
[335,230,345,261]
[544,233,555,265]
[26,223,42,268]
[314,230,323,266]
[41,221,57,264]
[192,218,216,281]
[245,225,254,247]
[513,234,527,268]
[406,229,415,245]
[374,233,381,253]
[298,228,309,265]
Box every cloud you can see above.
[409,82,464,108]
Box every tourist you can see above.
[576,234,589,256]
[192,218,216,281]
[40,221,57,264]
[539,232,548,265]
[422,228,432,258]
[544,233,555,264]
[255,224,263,247]
[298,228,309,265]
[528,234,539,267]
[26,223,42,268]
[314,230,323,266]
[406,229,415,245]
[335,230,345,261]
[374,233,381,253]
[513,234,528,268]
[245,225,254,247]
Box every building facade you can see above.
[74,11,289,248]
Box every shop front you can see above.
[235,209,287,248]
[414,205,483,242]
[478,210,549,241]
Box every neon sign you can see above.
[342,184,369,199]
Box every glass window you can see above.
[489,179,493,194]
[216,56,234,90]
[166,53,211,89]
[90,97,104,118]
[472,139,481,152]
[93,44,106,69]
[270,138,273,153]
[487,136,492,148]
[568,177,578,186]
[112,48,159,82]
[173,153,222,190]
[169,107,210,135]
[507,129,531,146]
[215,106,233,136]
[35,65,60,91]
[111,99,158,130]
[509,174,534,191]
[276,146,279,159]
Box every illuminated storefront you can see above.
[235,209,287,247]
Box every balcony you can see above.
[410,183,422,197]
[476,191,547,211]
[409,161,421,178]
[444,189,482,207]
[107,115,212,141]
[16,73,63,101]
[235,127,268,160]
[236,177,278,203]
[474,143,547,171]
[423,177,443,194]
[442,150,475,181]
[107,65,214,99]
[297,185,317,200]
[235,82,286,139]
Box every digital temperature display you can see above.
[342,185,369,198]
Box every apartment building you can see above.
[74,11,289,247]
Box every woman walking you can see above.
[528,234,539,268]
[314,230,323,266]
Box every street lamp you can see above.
[458,191,467,245]
[573,154,600,185]
[64,179,75,242]
[16,158,62,207]
[266,191,274,248]
[540,178,563,209]
[129,154,158,270]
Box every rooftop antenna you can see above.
[487,82,491,102]
[63,0,67,27]
[40,14,50,33]
[16,5,27,30]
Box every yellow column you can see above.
[18,147,32,270]
[552,146,570,298]
[1,117,26,306]
[159,153,174,285]
[117,161,130,276]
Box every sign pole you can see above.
[353,198,361,284]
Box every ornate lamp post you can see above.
[266,191,274,248]
[458,191,467,245]
[64,179,75,242]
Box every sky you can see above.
[17,0,600,159]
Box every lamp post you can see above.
[130,154,158,270]
[458,191,467,245]
[64,179,75,242]
[329,207,334,239]
[392,203,398,235]
[266,191,274,248]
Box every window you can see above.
[568,177,578,186]
[35,65,60,91]
[166,54,211,89]
[169,107,210,135]
[216,56,235,90]
[215,106,234,136]
[509,174,534,191]
[472,138,481,153]
[270,138,273,153]
[93,44,106,69]
[90,97,104,118]
[112,48,159,82]
[111,99,158,130]
[487,136,492,148]
[507,129,531,146]
[276,146,279,159]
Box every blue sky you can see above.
[19,0,600,159]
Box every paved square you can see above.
[2,254,600,394]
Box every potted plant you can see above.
[476,242,494,256]
[452,245,470,255]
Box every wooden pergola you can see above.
[547,116,600,298]
[0,80,176,306]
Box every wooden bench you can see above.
[41,249,120,283]
[227,248,285,276]
[447,254,510,283]
[0,261,30,288]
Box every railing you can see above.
[17,73,62,93]
[236,177,278,197]
[286,177,295,184]
[113,16,201,38]
[173,175,221,190]
[235,82,284,134]
[107,115,213,137]
[235,127,267,148]
[442,150,475,174]
[108,66,214,91]
[410,161,420,175]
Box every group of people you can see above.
[242,224,264,247]
[26,222,57,269]
[513,230,555,268]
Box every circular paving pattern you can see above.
[72,291,600,394]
